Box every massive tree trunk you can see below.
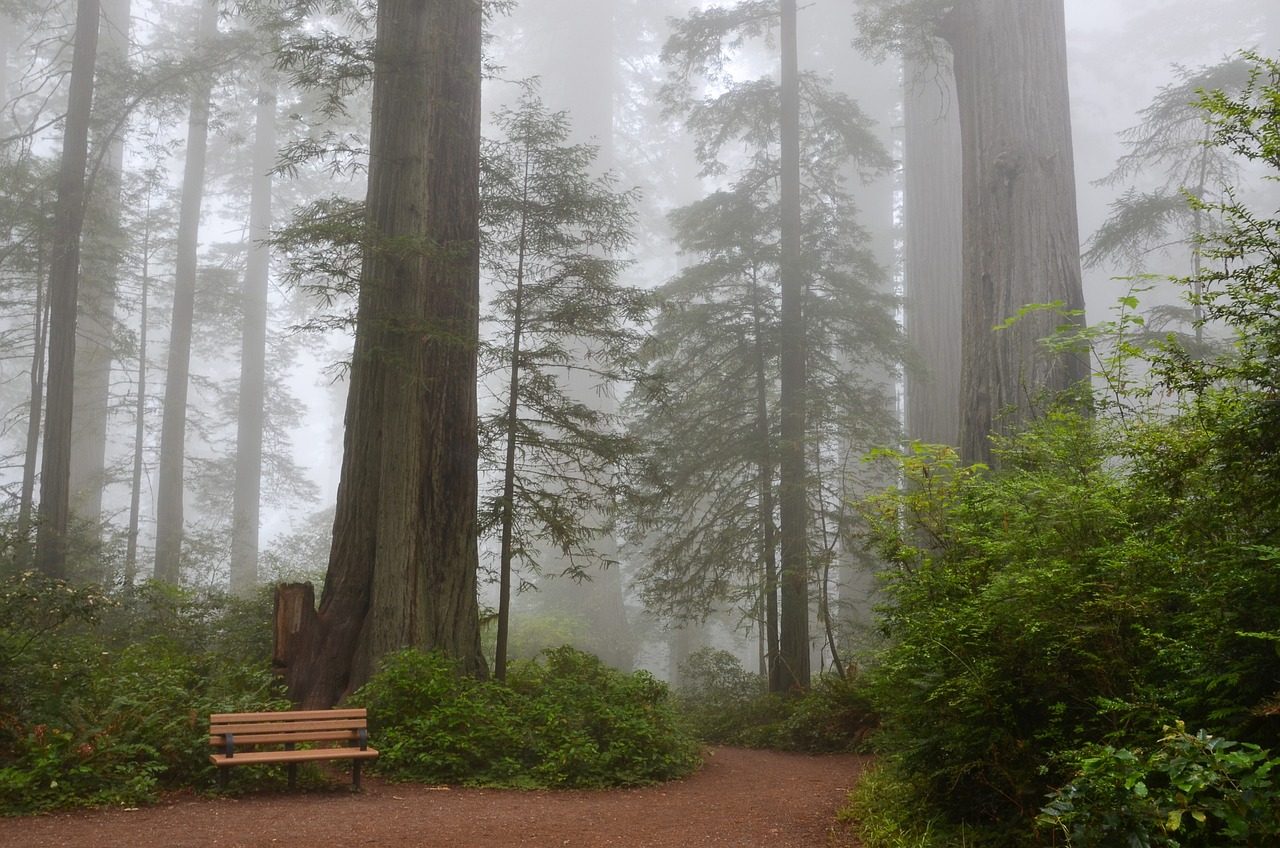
[943,0,1088,467]
[35,0,101,579]
[902,55,963,448]
[68,0,131,536]
[278,0,487,708]
[153,0,218,584]
[230,70,276,596]
[774,0,810,693]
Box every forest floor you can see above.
[0,747,870,848]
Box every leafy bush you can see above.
[352,646,700,789]
[1040,723,1280,847]
[674,647,877,752]
[0,574,288,814]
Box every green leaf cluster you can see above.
[1040,723,1280,847]
[350,646,701,789]
[0,575,288,814]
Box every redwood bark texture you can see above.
[281,0,487,708]
[902,55,963,449]
[943,0,1088,467]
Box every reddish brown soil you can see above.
[0,748,869,848]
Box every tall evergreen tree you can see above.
[478,89,650,680]
[276,0,488,708]
[637,2,900,692]
[35,0,101,578]
[230,66,277,596]
[153,0,220,584]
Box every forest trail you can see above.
[0,747,869,847]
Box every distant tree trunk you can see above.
[494,194,528,682]
[751,275,779,680]
[35,0,100,579]
[942,0,1088,467]
[153,0,218,584]
[277,0,488,708]
[903,55,963,448]
[230,71,276,596]
[19,269,50,555]
[774,0,810,694]
[124,226,150,584]
[522,0,632,672]
[69,0,131,536]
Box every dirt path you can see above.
[0,748,869,847]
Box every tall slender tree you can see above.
[153,0,219,584]
[230,67,277,596]
[68,0,131,533]
[276,0,488,708]
[479,90,648,680]
[646,0,898,692]
[35,0,101,578]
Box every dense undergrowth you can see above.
[0,575,703,813]
[0,576,288,814]
[844,54,1280,847]
[350,646,700,788]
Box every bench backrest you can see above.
[209,708,369,751]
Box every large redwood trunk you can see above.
[278,0,487,708]
[902,54,963,449]
[943,0,1088,467]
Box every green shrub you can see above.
[1040,723,1280,847]
[0,574,288,814]
[352,646,700,789]
[674,647,877,752]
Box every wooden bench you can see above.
[209,708,379,790]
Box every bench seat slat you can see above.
[209,730,361,747]
[209,708,368,723]
[210,718,367,736]
[210,747,379,767]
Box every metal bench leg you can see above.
[353,759,362,790]
[219,768,228,790]
[287,762,297,789]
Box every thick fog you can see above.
[0,0,1273,679]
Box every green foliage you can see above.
[673,648,876,753]
[351,647,700,789]
[0,575,288,814]
[1040,724,1280,847]
[850,55,1280,844]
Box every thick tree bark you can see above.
[902,54,963,448]
[153,0,219,584]
[279,0,487,708]
[68,0,131,534]
[774,0,810,693]
[230,72,276,596]
[35,0,101,579]
[943,0,1088,467]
